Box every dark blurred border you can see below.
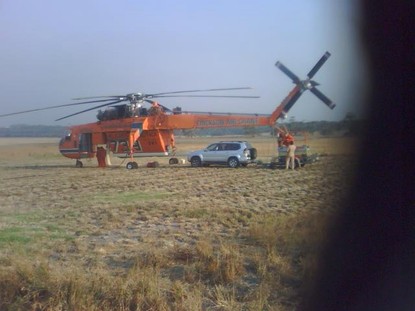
[300,0,415,310]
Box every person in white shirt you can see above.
[286,141,297,170]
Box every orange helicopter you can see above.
[0,52,335,168]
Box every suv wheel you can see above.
[227,157,240,168]
[191,156,202,167]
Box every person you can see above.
[283,132,294,146]
[148,102,162,116]
[276,127,294,147]
[96,147,102,167]
[96,146,106,168]
[285,141,296,170]
[277,132,284,147]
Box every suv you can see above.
[187,141,257,168]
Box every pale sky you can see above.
[0,0,366,127]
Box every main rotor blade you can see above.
[310,87,335,109]
[149,87,252,97]
[0,98,120,118]
[275,62,301,84]
[152,95,260,98]
[177,111,271,116]
[72,96,124,100]
[307,51,331,79]
[73,88,255,101]
[0,106,65,118]
[67,98,127,105]
[55,99,124,121]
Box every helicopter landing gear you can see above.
[75,160,83,168]
[126,161,138,169]
[169,157,179,165]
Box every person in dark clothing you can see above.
[96,146,106,168]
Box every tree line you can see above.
[0,125,67,137]
[179,114,365,137]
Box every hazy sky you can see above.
[0,0,366,127]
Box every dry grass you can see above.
[0,134,358,310]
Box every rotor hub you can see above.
[301,80,313,90]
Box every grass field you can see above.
[0,135,358,310]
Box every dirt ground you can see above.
[0,135,358,309]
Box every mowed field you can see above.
[0,135,359,310]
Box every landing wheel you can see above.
[169,158,179,165]
[126,161,138,170]
[75,160,83,168]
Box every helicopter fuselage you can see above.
[58,110,275,161]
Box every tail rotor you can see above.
[275,51,335,118]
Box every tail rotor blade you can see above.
[282,90,303,116]
[307,51,331,79]
[275,62,301,84]
[55,100,124,121]
[310,87,335,109]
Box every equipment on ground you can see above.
[270,145,319,169]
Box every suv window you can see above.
[225,143,240,151]
[206,143,219,151]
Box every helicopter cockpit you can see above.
[96,104,149,121]
[59,130,72,144]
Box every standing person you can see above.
[283,132,294,146]
[96,146,106,168]
[96,147,102,167]
[277,131,284,147]
[286,141,296,170]
[101,147,107,168]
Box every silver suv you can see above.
[187,141,257,168]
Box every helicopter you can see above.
[0,52,335,169]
